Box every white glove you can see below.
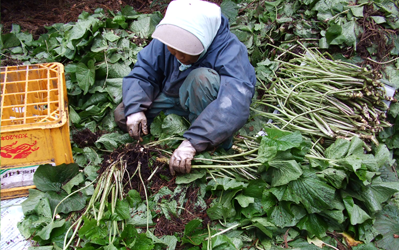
[169,140,196,175]
[126,112,148,140]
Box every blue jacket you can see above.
[123,15,256,152]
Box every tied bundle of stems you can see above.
[253,42,395,153]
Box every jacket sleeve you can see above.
[183,38,256,152]
[122,39,166,117]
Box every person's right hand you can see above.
[126,112,148,140]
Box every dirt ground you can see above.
[1,0,221,37]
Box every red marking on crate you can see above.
[1,141,40,159]
[1,134,28,141]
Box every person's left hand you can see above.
[169,140,196,175]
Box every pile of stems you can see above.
[253,43,394,153]
[63,159,127,250]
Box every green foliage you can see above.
[5,0,399,249]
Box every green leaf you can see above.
[182,219,207,246]
[91,35,108,52]
[129,13,162,38]
[342,195,371,225]
[330,21,357,47]
[175,169,206,184]
[76,60,95,94]
[318,168,347,189]
[288,172,337,213]
[62,172,85,194]
[350,6,364,17]
[221,0,239,23]
[95,132,132,150]
[207,177,248,191]
[257,129,302,162]
[371,16,386,24]
[325,138,350,159]
[115,199,130,220]
[269,160,303,187]
[162,114,190,136]
[375,204,399,250]
[235,194,254,208]
[36,197,53,218]
[33,163,80,192]
[79,217,108,245]
[297,214,328,238]
[326,24,342,44]
[36,219,66,240]
[103,31,120,42]
[67,20,93,40]
[1,33,21,49]
[46,190,87,214]
[126,189,142,208]
[21,189,47,215]
[268,202,306,228]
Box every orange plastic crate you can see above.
[1,63,74,199]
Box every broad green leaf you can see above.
[36,197,52,218]
[325,138,350,159]
[371,16,386,24]
[115,199,130,220]
[129,13,162,38]
[385,65,399,89]
[297,214,327,238]
[21,189,47,215]
[162,114,189,136]
[269,160,303,187]
[257,129,302,163]
[350,6,364,17]
[33,163,80,192]
[79,217,108,245]
[46,191,87,214]
[1,33,21,49]
[105,78,123,104]
[131,234,154,250]
[207,177,248,191]
[103,31,120,42]
[326,24,342,44]
[81,92,109,110]
[375,204,399,250]
[330,21,357,47]
[251,218,274,238]
[126,189,142,208]
[288,173,336,213]
[176,169,206,184]
[243,179,270,198]
[211,234,237,250]
[76,60,95,94]
[62,172,85,194]
[241,197,268,218]
[268,202,306,228]
[83,147,102,166]
[318,168,347,189]
[91,35,108,52]
[235,194,254,208]
[221,0,239,23]
[36,219,65,240]
[69,106,81,124]
[95,132,132,150]
[127,203,153,226]
[342,196,371,225]
[207,190,239,220]
[67,20,92,40]
[182,219,208,246]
